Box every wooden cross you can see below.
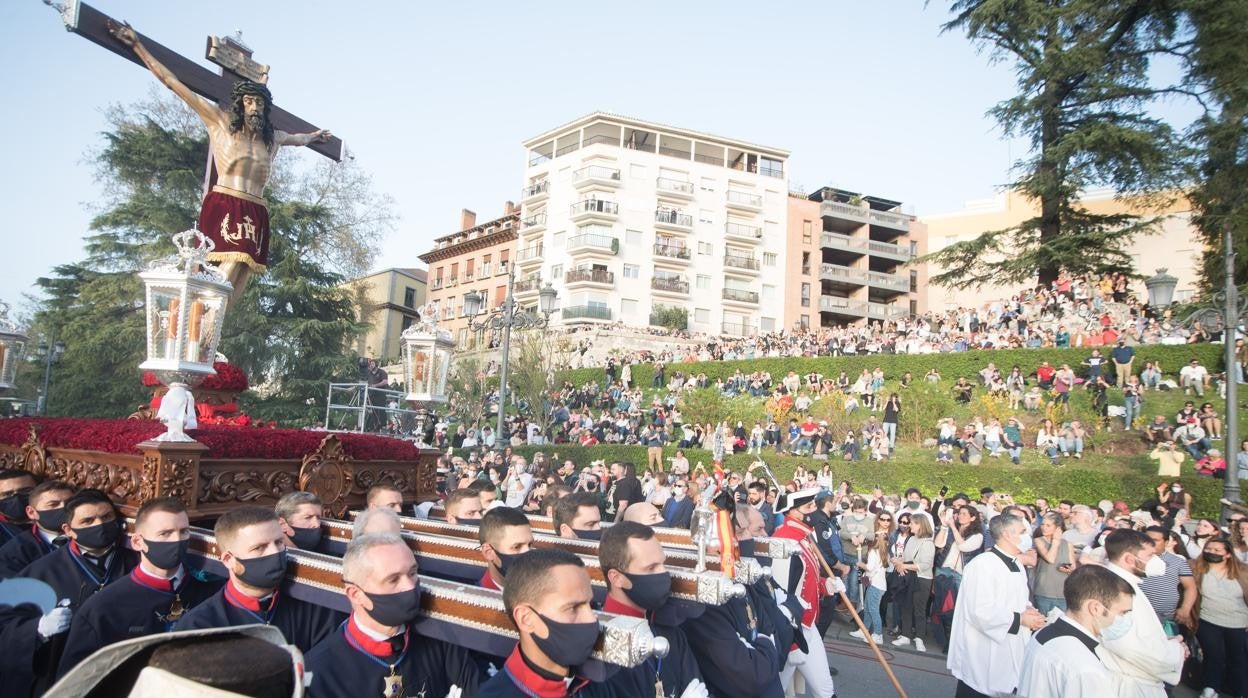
[45,0,343,162]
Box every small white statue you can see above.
[156,382,198,442]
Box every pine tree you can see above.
[922,1,1184,290]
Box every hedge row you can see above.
[562,343,1224,390]
[487,444,1224,519]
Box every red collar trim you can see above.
[223,579,276,613]
[602,595,644,618]
[131,564,173,592]
[503,646,584,698]
[345,614,405,657]
[480,570,501,591]
[781,517,814,534]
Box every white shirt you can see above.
[1097,563,1184,697]
[1018,615,1111,698]
[947,547,1033,697]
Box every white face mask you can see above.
[1100,611,1134,641]
[1016,531,1033,553]
[1143,555,1166,577]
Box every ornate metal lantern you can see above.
[138,230,233,441]
[0,301,27,392]
[1145,268,1178,310]
[400,304,455,407]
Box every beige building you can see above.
[342,267,427,361]
[419,205,520,347]
[783,188,928,330]
[921,189,1203,310]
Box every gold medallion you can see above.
[654,678,664,698]
[166,595,186,622]
[382,666,403,698]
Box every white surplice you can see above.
[1017,615,1111,698]
[1098,563,1184,698]
[947,547,1033,697]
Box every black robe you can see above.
[57,567,224,678]
[303,618,483,698]
[683,586,785,698]
[0,517,26,547]
[0,527,60,578]
[602,599,702,698]
[173,580,345,653]
[477,645,616,698]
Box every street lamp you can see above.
[400,304,456,439]
[463,265,557,448]
[1145,223,1246,523]
[36,340,65,416]
[0,301,27,394]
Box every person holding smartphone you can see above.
[1033,513,1075,614]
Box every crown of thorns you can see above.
[231,80,272,103]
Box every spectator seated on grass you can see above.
[1023,386,1044,411]
[1144,415,1173,445]
[1196,449,1226,478]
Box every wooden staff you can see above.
[803,533,908,698]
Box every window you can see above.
[623,264,639,279]
[695,275,711,290]
[457,328,470,347]
[697,242,713,256]
[910,270,919,293]
[499,249,509,274]
[626,229,643,246]
[700,177,716,192]
[465,259,474,279]
[401,315,414,331]
[694,308,710,324]
[802,220,812,244]
[551,264,563,280]
[482,254,492,277]
[801,252,811,275]
[699,209,714,224]
[403,287,416,308]
[621,299,638,316]
[909,240,918,257]
[450,263,459,280]
[434,266,444,283]
[909,300,918,317]
[800,314,809,330]
[800,282,810,307]
[495,285,506,307]
[763,252,777,266]
[761,317,775,332]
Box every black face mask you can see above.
[455,518,481,527]
[622,571,672,611]
[0,492,29,522]
[573,528,603,541]
[1203,552,1226,564]
[234,549,289,589]
[73,519,121,550]
[532,612,600,669]
[288,525,323,550]
[495,551,523,577]
[363,583,422,627]
[143,538,190,571]
[35,507,67,535]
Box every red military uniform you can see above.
[770,517,825,629]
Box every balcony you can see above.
[721,321,758,337]
[721,287,760,306]
[514,277,542,297]
[869,209,910,232]
[868,239,911,262]
[819,296,867,317]
[652,242,691,264]
[565,268,615,288]
[520,181,549,203]
[868,302,906,320]
[656,177,695,200]
[430,278,444,291]
[566,232,617,256]
[573,165,622,190]
[569,198,619,223]
[520,211,547,234]
[820,200,869,233]
[650,275,690,297]
[726,189,763,212]
[655,209,694,233]
[820,263,868,288]
[723,253,760,275]
[562,305,612,321]
[821,231,869,256]
[724,221,763,244]
[516,244,544,267]
[868,270,909,295]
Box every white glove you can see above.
[444,686,463,698]
[679,678,710,698]
[38,600,72,640]
[825,576,846,596]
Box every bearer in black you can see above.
[0,468,38,544]
[57,496,223,677]
[304,532,482,697]
[0,479,75,577]
[173,505,343,652]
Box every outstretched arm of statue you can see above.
[276,129,333,147]
[109,21,222,127]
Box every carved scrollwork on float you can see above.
[351,468,410,496]
[299,435,354,518]
[416,457,437,500]
[199,468,298,505]
[20,425,48,478]
[140,455,197,510]
[61,458,141,502]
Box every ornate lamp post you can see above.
[1145,223,1246,522]
[462,265,557,448]
[35,340,65,415]
[138,230,233,442]
[0,302,28,395]
[400,304,456,440]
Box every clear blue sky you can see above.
[0,1,1193,315]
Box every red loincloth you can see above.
[197,186,270,272]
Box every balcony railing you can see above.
[563,305,612,321]
[573,165,621,183]
[516,245,544,262]
[565,269,615,285]
[583,134,618,147]
[653,243,691,260]
[555,142,580,157]
[820,263,868,284]
[868,239,911,259]
[759,166,784,178]
[651,276,690,294]
[514,277,542,294]
[724,221,763,240]
[819,296,867,315]
[520,181,549,199]
[659,145,692,159]
[868,270,909,292]
[723,254,760,271]
[820,200,869,222]
[566,233,617,253]
[868,302,905,319]
[521,212,546,229]
[431,279,443,290]
[656,177,695,196]
[570,199,619,217]
[721,321,757,336]
[722,288,759,304]
[655,209,693,228]
[726,190,763,208]
[869,209,911,231]
[821,231,869,254]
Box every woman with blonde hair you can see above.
[1190,538,1248,698]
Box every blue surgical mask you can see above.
[1016,533,1033,553]
[1101,612,1133,641]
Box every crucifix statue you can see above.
[45,1,342,305]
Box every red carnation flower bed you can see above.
[142,362,249,392]
[0,418,420,461]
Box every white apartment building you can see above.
[515,113,790,337]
